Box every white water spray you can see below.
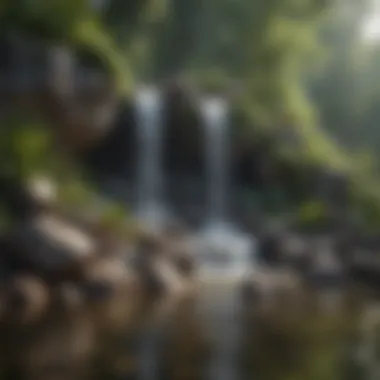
[196,96,256,277]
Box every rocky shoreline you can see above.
[0,176,197,329]
[0,177,379,380]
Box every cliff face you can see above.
[0,37,345,213]
[81,84,339,189]
[0,37,119,154]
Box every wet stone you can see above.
[82,280,115,303]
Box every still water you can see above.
[0,280,378,380]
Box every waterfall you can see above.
[196,96,255,275]
[200,97,229,226]
[134,86,167,229]
[195,96,256,380]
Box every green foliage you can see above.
[0,116,56,179]
[3,0,380,230]
[0,0,137,95]
[72,18,133,94]
[57,179,93,208]
[297,199,328,227]
[187,68,230,94]
[310,0,380,165]
[0,0,93,40]
[98,202,129,235]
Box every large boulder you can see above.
[5,214,97,283]
[132,230,192,300]
[82,255,135,303]
[81,254,141,329]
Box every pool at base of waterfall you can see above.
[193,222,257,281]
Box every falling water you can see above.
[135,86,167,230]
[196,96,255,273]
[201,97,229,226]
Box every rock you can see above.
[3,275,50,325]
[153,257,185,297]
[161,223,196,277]
[280,234,311,273]
[349,249,380,291]
[241,267,302,313]
[0,175,43,220]
[133,232,167,296]
[163,80,203,176]
[308,236,346,289]
[257,227,285,266]
[82,101,136,178]
[172,253,196,277]
[52,283,84,314]
[128,227,194,300]
[136,230,166,258]
[26,176,57,210]
[5,214,96,283]
[20,315,95,380]
[82,256,134,303]
[81,256,140,329]
[57,87,119,154]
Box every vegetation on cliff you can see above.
[1,0,380,229]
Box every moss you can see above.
[71,18,133,96]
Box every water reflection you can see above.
[0,283,378,380]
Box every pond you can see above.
[0,281,378,380]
